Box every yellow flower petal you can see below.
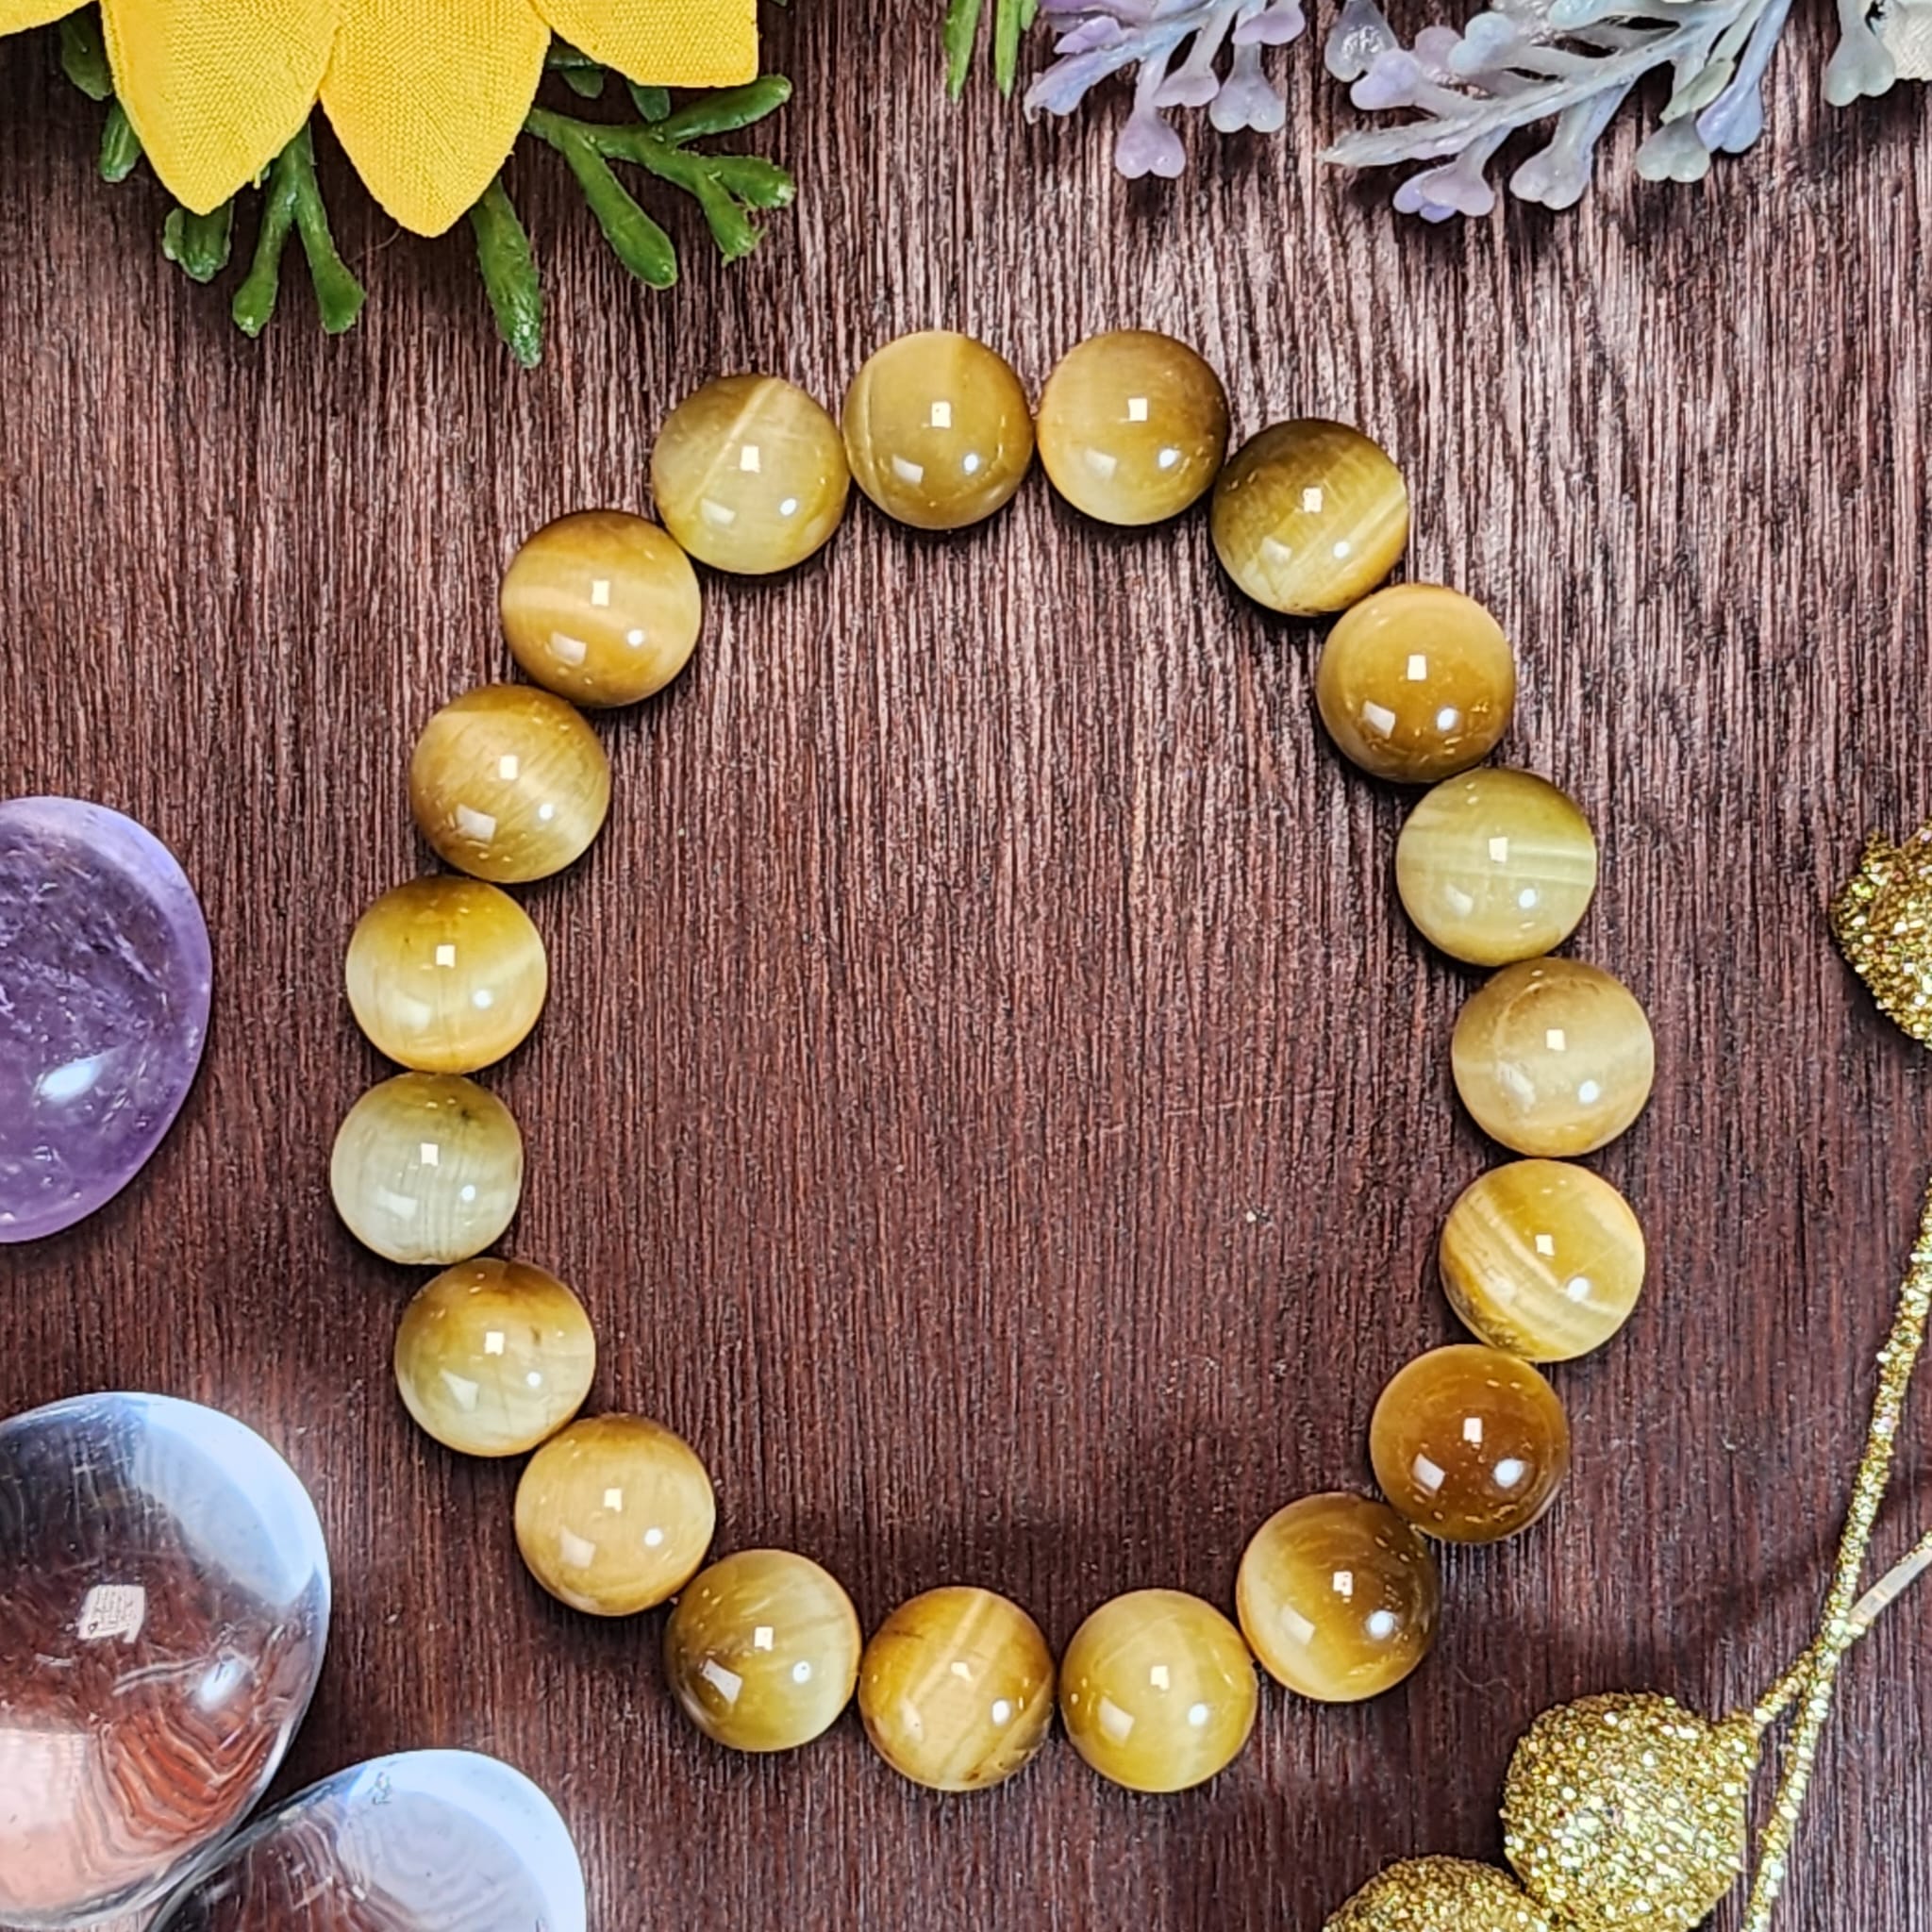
[0,1,86,31]
[101,0,337,213]
[321,0,547,237]
[541,0,758,85]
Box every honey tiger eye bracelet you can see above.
[330,326,1657,1803]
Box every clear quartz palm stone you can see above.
[148,1752,587,1932]
[0,799,213,1242]
[0,1394,330,1928]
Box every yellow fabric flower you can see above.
[5,0,758,236]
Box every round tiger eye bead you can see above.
[651,375,851,575]
[1453,959,1656,1157]
[1370,1344,1571,1543]
[1396,769,1598,967]
[1036,330,1229,526]
[1315,583,1516,782]
[1210,419,1408,616]
[345,876,548,1074]
[1441,1159,1646,1362]
[1236,1493,1440,1702]
[329,1072,523,1265]
[664,1549,862,1753]
[842,330,1035,531]
[514,1414,715,1616]
[409,685,611,885]
[1059,1589,1257,1792]
[501,510,702,708]
[393,1257,595,1457]
[858,1586,1057,1792]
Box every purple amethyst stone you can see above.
[0,798,212,1243]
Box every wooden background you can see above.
[2,4,1929,1925]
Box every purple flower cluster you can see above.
[1024,0,1308,176]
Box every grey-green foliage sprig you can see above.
[51,12,794,362]
[943,0,1041,94]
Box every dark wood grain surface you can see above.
[3,6,1930,1926]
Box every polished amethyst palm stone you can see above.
[0,797,213,1243]
[150,1752,587,1932]
[0,1393,331,1928]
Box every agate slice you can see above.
[148,1751,587,1932]
[0,1393,330,1928]
[0,798,212,1242]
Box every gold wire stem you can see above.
[1740,1184,1932,1929]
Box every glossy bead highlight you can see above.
[393,1257,595,1457]
[1210,419,1408,616]
[1452,959,1657,1156]
[330,1072,523,1264]
[1315,583,1516,783]
[501,509,703,708]
[843,330,1035,530]
[663,1549,862,1753]
[1236,1492,1440,1701]
[344,876,548,1074]
[859,1586,1057,1791]
[409,684,611,884]
[1395,769,1598,966]
[514,1414,715,1616]
[1441,1159,1646,1362]
[1370,1344,1571,1543]
[1058,1588,1257,1792]
[1036,330,1229,525]
[651,375,851,575]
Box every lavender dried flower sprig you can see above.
[1321,0,1901,217]
[1024,0,1310,176]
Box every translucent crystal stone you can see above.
[513,1415,715,1616]
[0,1393,329,1928]
[858,1586,1057,1791]
[663,1549,861,1753]
[393,1257,596,1457]
[842,331,1035,531]
[500,510,702,708]
[147,1751,586,1932]
[0,798,212,1243]
[1058,1588,1257,1792]
[329,1073,524,1265]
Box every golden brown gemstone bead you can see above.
[1452,959,1656,1157]
[1035,330,1229,526]
[651,375,851,575]
[842,330,1035,531]
[514,1414,715,1616]
[858,1586,1057,1792]
[1210,419,1409,616]
[1370,1344,1571,1543]
[1236,1493,1441,1702]
[1058,1588,1257,1792]
[1315,583,1516,782]
[1441,1158,1646,1362]
[330,1072,524,1265]
[344,876,548,1074]
[500,509,703,708]
[408,684,611,885]
[1395,769,1598,967]
[663,1549,862,1753]
[393,1257,595,1457]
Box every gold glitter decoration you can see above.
[1830,824,1932,1044]
[1502,1692,1757,1928]
[1324,1857,1558,1931]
